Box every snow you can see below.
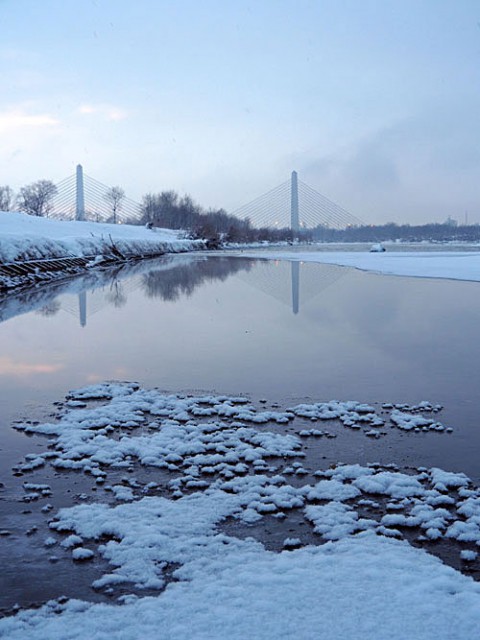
[233,248,480,282]
[430,468,471,490]
[71,548,94,561]
[282,537,301,548]
[304,478,360,502]
[352,471,426,499]
[305,502,375,539]
[2,535,480,639]
[12,386,452,486]
[0,211,204,287]
[4,381,480,638]
[13,385,302,479]
[60,535,84,549]
[43,537,57,547]
[109,485,135,501]
[290,400,450,435]
[390,409,446,431]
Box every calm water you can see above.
[1,252,480,610]
[1,254,480,468]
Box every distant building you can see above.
[445,216,458,227]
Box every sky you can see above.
[0,0,479,226]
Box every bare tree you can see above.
[141,193,159,226]
[0,185,15,211]
[105,186,125,224]
[17,180,58,217]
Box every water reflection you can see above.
[0,256,348,327]
[141,256,254,302]
[237,259,347,314]
[0,255,255,327]
[2,255,480,483]
[0,356,64,377]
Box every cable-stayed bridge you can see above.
[49,166,363,231]
[230,171,364,230]
[50,165,142,223]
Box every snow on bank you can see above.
[0,211,204,264]
[4,382,480,638]
[234,248,480,282]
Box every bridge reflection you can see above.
[236,259,347,315]
[0,256,253,326]
[0,255,348,326]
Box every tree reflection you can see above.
[141,257,254,301]
[35,299,61,317]
[106,281,127,308]
[0,256,255,326]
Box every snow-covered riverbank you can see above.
[0,212,203,263]
[232,248,480,283]
[0,212,206,291]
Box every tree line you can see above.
[140,190,300,245]
[308,222,480,243]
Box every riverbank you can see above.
[0,212,206,291]
[229,246,480,283]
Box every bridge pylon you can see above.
[290,170,299,233]
[75,164,85,222]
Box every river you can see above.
[1,251,480,611]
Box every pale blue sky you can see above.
[1,0,479,224]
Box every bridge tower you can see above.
[290,170,299,233]
[75,164,85,221]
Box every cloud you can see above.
[0,109,59,133]
[77,103,128,121]
[78,104,96,115]
[304,142,399,192]
[344,134,401,190]
[323,101,480,186]
[297,98,480,224]
[0,106,63,172]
